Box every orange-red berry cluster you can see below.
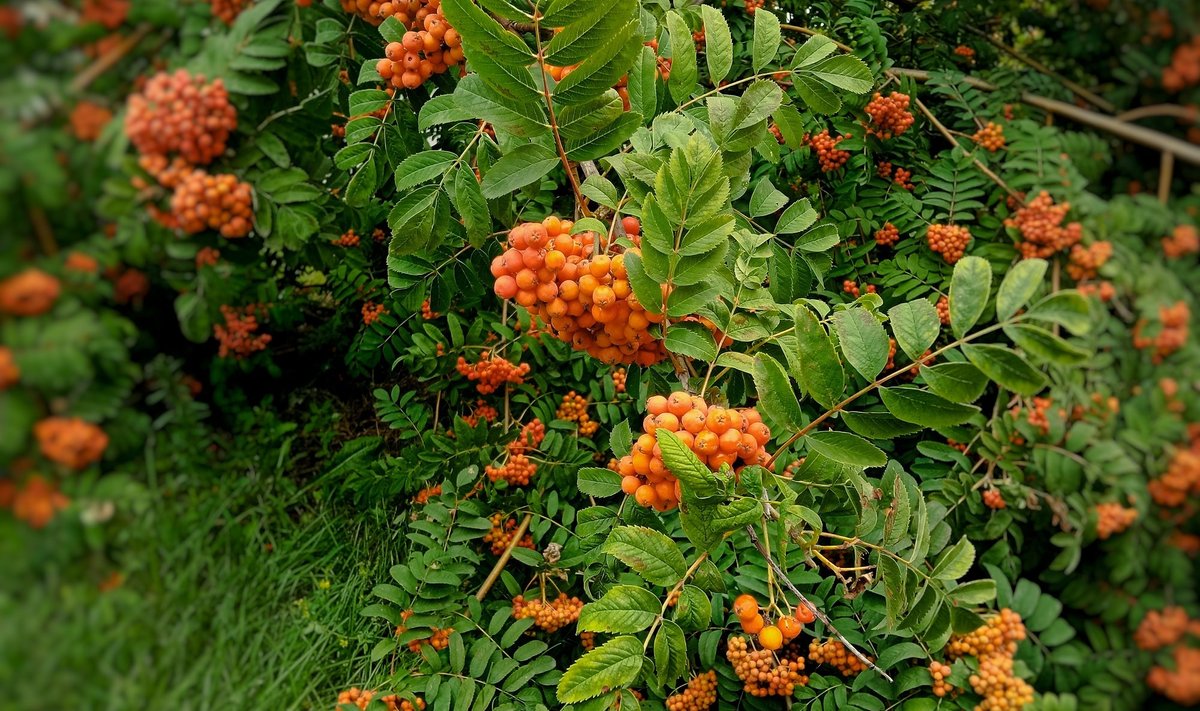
[1148,646,1200,705]
[512,593,583,633]
[413,483,442,504]
[973,122,1005,152]
[665,670,718,711]
[485,420,545,486]
[1011,396,1054,438]
[125,70,236,166]
[7,476,70,529]
[616,392,771,511]
[69,101,113,142]
[874,222,900,247]
[1078,281,1116,302]
[421,300,439,319]
[335,688,425,711]
[1133,301,1190,364]
[206,0,251,24]
[954,45,976,59]
[490,218,668,366]
[946,609,1032,711]
[936,295,951,325]
[983,488,1006,510]
[169,170,255,238]
[929,660,955,697]
[1135,607,1200,651]
[333,229,361,247]
[361,301,387,326]
[842,280,876,298]
[214,304,272,358]
[483,513,534,555]
[394,609,454,653]
[0,347,18,390]
[612,368,627,393]
[926,224,972,264]
[34,417,109,470]
[864,92,914,139]
[1163,35,1200,92]
[743,0,765,14]
[462,400,498,427]
[196,247,221,269]
[80,0,129,29]
[1006,191,1083,260]
[1066,241,1112,281]
[808,638,871,676]
[876,161,914,190]
[111,267,150,305]
[375,4,464,90]
[455,352,530,394]
[1149,444,1200,507]
[1163,224,1199,258]
[1094,501,1137,539]
[65,251,99,274]
[806,130,851,172]
[726,635,808,698]
[0,269,61,317]
[556,392,598,436]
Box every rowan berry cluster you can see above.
[726,635,808,697]
[169,170,255,238]
[0,347,18,390]
[874,222,900,247]
[69,101,113,142]
[878,161,915,190]
[733,594,814,647]
[806,130,851,172]
[409,626,453,653]
[206,0,251,24]
[80,0,129,29]
[556,392,598,436]
[376,5,464,90]
[954,45,976,60]
[809,639,870,676]
[356,301,384,326]
[0,269,61,316]
[1149,446,1200,507]
[333,229,360,247]
[34,417,109,470]
[420,300,439,319]
[461,400,498,427]
[412,483,441,504]
[112,268,150,305]
[782,458,804,478]
[196,247,221,269]
[983,488,1006,510]
[1077,281,1116,302]
[947,609,1026,660]
[926,224,972,264]
[1163,224,1199,258]
[1094,502,1137,539]
[1163,35,1200,92]
[136,154,194,190]
[929,660,955,697]
[490,218,668,366]
[616,392,771,511]
[1005,191,1083,259]
[455,352,530,394]
[483,513,534,555]
[864,92,914,139]
[842,280,876,298]
[65,251,99,274]
[1134,607,1200,650]
[512,593,583,633]
[665,670,718,711]
[1066,241,1113,281]
[1148,646,1200,706]
[936,295,951,325]
[125,70,237,166]
[612,368,627,393]
[1133,301,1190,364]
[743,0,765,14]
[335,688,425,711]
[945,609,1033,710]
[1011,396,1054,437]
[972,122,1005,152]
[485,420,545,486]
[214,304,272,358]
[580,630,595,650]
[10,476,69,529]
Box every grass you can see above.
[0,400,404,711]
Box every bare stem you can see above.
[475,513,533,601]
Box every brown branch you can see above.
[780,24,853,53]
[888,68,1200,168]
[965,27,1115,113]
[70,23,153,93]
[475,513,532,601]
[1158,151,1175,205]
[1116,104,1199,123]
[911,96,1021,199]
[744,524,893,682]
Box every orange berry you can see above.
[742,613,765,634]
[634,484,659,507]
[621,475,641,495]
[778,616,803,640]
[758,625,784,651]
[646,395,669,415]
[733,594,759,620]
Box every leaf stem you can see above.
[642,550,711,652]
[533,19,589,215]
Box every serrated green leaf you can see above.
[961,344,1048,396]
[602,526,687,586]
[949,256,992,338]
[832,308,890,380]
[805,431,886,467]
[996,258,1047,321]
[931,536,975,580]
[699,6,732,85]
[919,362,988,403]
[889,300,940,362]
[751,9,780,72]
[480,143,559,198]
[578,585,660,633]
[752,353,804,430]
[789,308,845,408]
[557,636,644,703]
[578,467,623,497]
[879,386,979,427]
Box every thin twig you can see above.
[1158,151,1175,205]
[965,27,1114,113]
[779,24,853,53]
[911,96,1021,199]
[745,524,893,682]
[475,513,533,601]
[1116,104,1199,123]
